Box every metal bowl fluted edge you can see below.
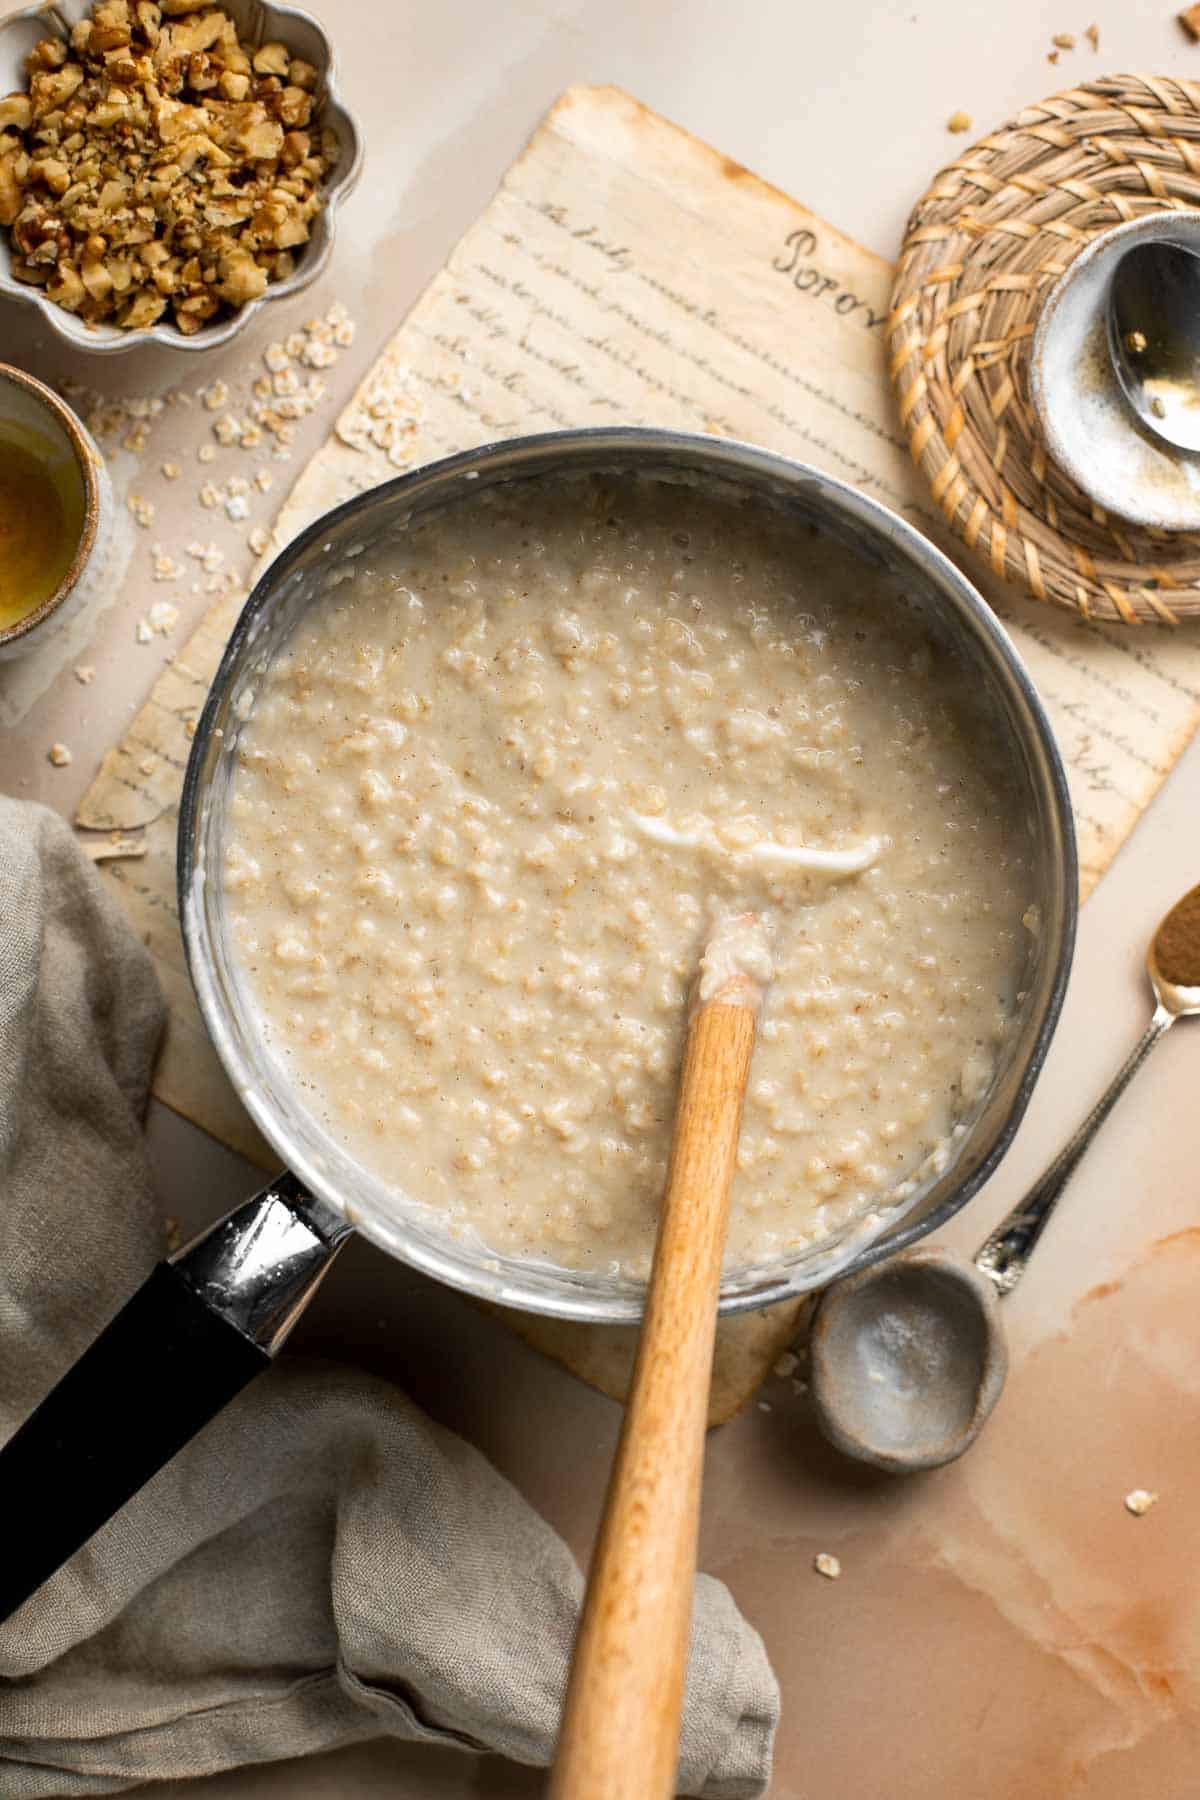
[177,428,1078,1324]
[0,0,363,355]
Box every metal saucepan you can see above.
[0,429,1077,1618]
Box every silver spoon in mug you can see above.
[1108,241,1200,453]
[807,881,1200,1474]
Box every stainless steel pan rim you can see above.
[179,426,1078,1325]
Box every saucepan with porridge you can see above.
[0,434,1078,1611]
[178,428,1075,1325]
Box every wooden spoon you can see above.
[551,917,768,1800]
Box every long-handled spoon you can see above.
[551,916,769,1800]
[807,880,1200,1475]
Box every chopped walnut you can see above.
[47,741,73,766]
[0,0,338,333]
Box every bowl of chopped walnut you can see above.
[0,0,362,349]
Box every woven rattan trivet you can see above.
[889,74,1200,625]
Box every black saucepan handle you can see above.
[0,1174,350,1624]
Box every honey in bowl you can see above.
[0,421,86,633]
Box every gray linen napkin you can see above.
[0,797,778,1797]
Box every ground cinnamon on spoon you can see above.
[1153,884,1200,987]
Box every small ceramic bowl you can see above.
[0,0,363,356]
[0,362,113,659]
[1029,211,1200,533]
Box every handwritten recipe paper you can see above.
[80,83,1200,1166]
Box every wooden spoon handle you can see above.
[551,983,761,1800]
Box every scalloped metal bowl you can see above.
[0,0,362,354]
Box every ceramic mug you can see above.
[0,362,114,661]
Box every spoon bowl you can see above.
[1108,240,1200,455]
[809,1250,1007,1473]
[1147,882,1200,1015]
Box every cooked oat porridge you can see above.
[224,474,1033,1277]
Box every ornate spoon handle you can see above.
[974,1002,1175,1296]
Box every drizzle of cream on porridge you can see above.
[224,475,1032,1277]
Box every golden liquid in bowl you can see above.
[0,423,85,631]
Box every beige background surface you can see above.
[4,1,1200,1796]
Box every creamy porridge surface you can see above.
[224,474,1032,1278]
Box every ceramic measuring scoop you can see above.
[1029,213,1200,532]
[808,880,1200,1475]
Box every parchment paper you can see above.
[76,84,1200,1412]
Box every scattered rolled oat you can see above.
[161,460,180,480]
[135,618,154,643]
[254,468,273,492]
[47,742,72,767]
[1052,30,1076,47]
[186,540,224,573]
[213,413,242,447]
[152,547,183,580]
[197,443,217,464]
[74,664,95,684]
[225,492,249,521]
[248,525,271,556]
[814,1553,841,1580]
[148,598,178,634]
[757,1400,772,1413]
[947,110,972,133]
[1124,1488,1159,1516]
[203,380,230,413]
[773,1350,799,1380]
[1084,22,1100,47]
[127,493,155,529]
[138,755,157,776]
[199,482,222,509]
